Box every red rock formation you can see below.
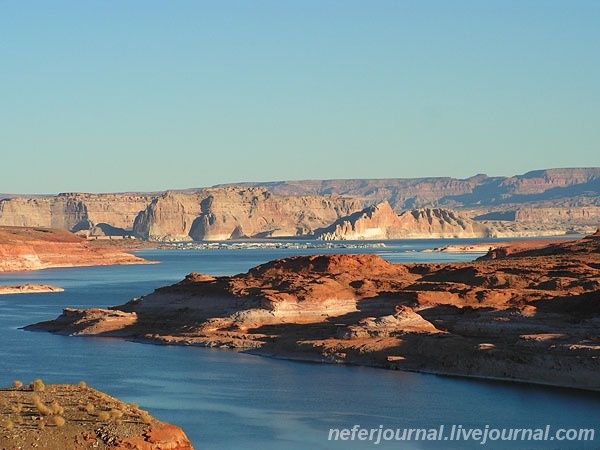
[28,233,600,390]
[117,425,194,450]
[0,226,149,272]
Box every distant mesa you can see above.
[0,168,599,241]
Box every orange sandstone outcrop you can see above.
[27,234,600,390]
[0,226,149,272]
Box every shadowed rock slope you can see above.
[27,233,600,390]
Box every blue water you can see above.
[0,240,598,449]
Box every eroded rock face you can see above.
[27,234,600,390]
[315,202,494,240]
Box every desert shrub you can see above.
[78,381,87,389]
[110,409,123,420]
[51,416,66,427]
[30,379,45,392]
[32,395,52,416]
[85,403,95,414]
[10,403,23,414]
[140,412,152,424]
[12,380,23,389]
[50,400,64,415]
[2,419,14,431]
[97,411,110,422]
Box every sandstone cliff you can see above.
[315,202,493,240]
[28,234,600,390]
[0,226,148,272]
[0,193,152,235]
[133,188,362,241]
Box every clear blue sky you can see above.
[1,0,599,194]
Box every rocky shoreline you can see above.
[26,232,600,391]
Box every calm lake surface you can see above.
[0,240,598,449]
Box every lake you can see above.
[0,240,598,449]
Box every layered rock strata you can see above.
[28,233,600,390]
[132,188,362,241]
[1,168,599,241]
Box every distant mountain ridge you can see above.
[215,168,600,210]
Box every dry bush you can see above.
[30,379,45,392]
[50,400,64,415]
[10,403,23,414]
[97,411,110,422]
[51,416,66,427]
[85,402,95,414]
[12,380,23,389]
[32,394,53,416]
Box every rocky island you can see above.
[27,232,600,391]
[0,284,64,295]
[0,380,193,449]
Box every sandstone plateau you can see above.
[27,232,600,391]
[1,168,599,241]
[0,381,193,450]
[0,226,149,273]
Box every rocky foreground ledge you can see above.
[0,381,193,449]
[27,232,600,391]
